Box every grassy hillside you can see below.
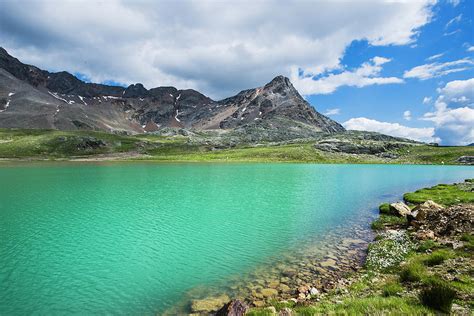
[0,128,473,164]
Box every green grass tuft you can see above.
[382,282,404,297]
[417,240,437,252]
[371,215,407,230]
[460,233,474,251]
[379,203,392,215]
[400,262,426,283]
[423,250,451,266]
[246,309,274,316]
[293,296,432,314]
[420,277,456,313]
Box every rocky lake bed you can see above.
[177,179,474,315]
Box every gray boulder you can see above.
[216,299,249,316]
[389,202,411,217]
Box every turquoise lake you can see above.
[0,163,472,314]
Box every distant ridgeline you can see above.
[0,47,344,138]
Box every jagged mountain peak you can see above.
[124,83,148,98]
[264,75,292,89]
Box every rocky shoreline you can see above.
[162,222,373,315]
[176,179,473,315]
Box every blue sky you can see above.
[0,0,472,144]
[306,0,473,144]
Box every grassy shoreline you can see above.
[0,128,473,164]
[245,180,473,315]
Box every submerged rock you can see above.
[190,294,230,313]
[320,259,337,268]
[260,288,278,297]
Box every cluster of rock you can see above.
[410,202,473,240]
[385,199,473,241]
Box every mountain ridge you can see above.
[0,47,344,137]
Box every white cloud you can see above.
[403,110,412,121]
[444,29,462,36]
[436,78,474,102]
[426,53,444,61]
[445,14,462,29]
[343,117,438,143]
[324,108,341,116]
[423,96,432,104]
[468,46,474,52]
[372,56,392,66]
[0,0,435,98]
[403,58,473,80]
[291,57,403,95]
[421,78,474,145]
[447,0,461,7]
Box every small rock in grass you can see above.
[415,229,435,240]
[278,307,293,316]
[309,287,320,296]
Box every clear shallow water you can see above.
[0,163,472,314]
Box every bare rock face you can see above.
[457,156,474,165]
[313,131,420,156]
[219,75,344,133]
[389,202,412,217]
[0,47,345,138]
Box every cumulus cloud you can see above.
[344,79,474,145]
[343,117,438,143]
[468,46,474,52]
[421,78,474,145]
[324,108,341,116]
[403,110,412,121]
[291,57,403,95]
[0,0,435,98]
[403,58,473,80]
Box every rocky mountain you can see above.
[0,47,344,137]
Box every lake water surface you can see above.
[1,163,472,314]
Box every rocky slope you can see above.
[0,47,344,138]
